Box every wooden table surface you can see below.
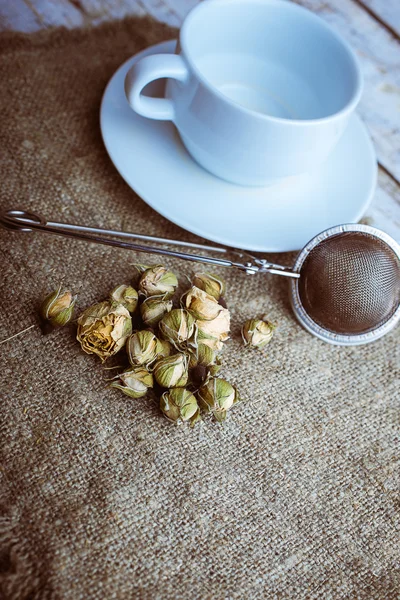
[1,0,399,244]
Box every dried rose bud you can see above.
[196,306,230,351]
[138,265,178,298]
[190,364,221,387]
[126,330,159,367]
[184,286,222,321]
[159,309,196,349]
[197,378,239,422]
[156,339,173,359]
[189,344,221,386]
[241,319,275,348]
[192,272,225,300]
[110,284,138,313]
[153,353,189,388]
[195,330,223,351]
[110,367,153,399]
[40,287,76,327]
[140,296,173,327]
[188,343,219,369]
[77,301,132,362]
[160,388,201,425]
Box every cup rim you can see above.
[179,0,363,125]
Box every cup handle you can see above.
[124,54,189,121]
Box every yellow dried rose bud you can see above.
[77,301,132,362]
[160,388,201,425]
[192,272,226,300]
[241,319,275,348]
[110,367,153,399]
[138,265,178,298]
[126,330,159,367]
[184,286,223,321]
[196,307,230,350]
[195,331,223,351]
[159,309,196,349]
[197,378,239,422]
[140,296,173,327]
[110,284,138,313]
[153,353,189,388]
[156,339,173,359]
[40,287,76,327]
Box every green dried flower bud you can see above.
[159,309,196,349]
[197,378,239,422]
[110,284,138,313]
[110,367,153,399]
[184,286,223,321]
[156,339,173,359]
[140,296,173,327]
[192,272,226,300]
[40,287,76,327]
[77,301,132,362]
[188,343,219,369]
[126,330,159,366]
[160,388,201,425]
[153,353,189,388]
[208,364,222,377]
[241,319,275,348]
[138,265,178,298]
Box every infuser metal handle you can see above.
[0,209,300,278]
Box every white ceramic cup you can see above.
[124,0,362,186]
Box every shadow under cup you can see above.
[173,0,362,185]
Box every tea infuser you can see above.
[1,209,399,346]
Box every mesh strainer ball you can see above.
[290,224,400,345]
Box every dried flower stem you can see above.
[0,324,36,345]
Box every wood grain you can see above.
[0,0,43,31]
[357,0,400,38]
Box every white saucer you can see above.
[100,40,377,252]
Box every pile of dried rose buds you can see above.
[40,266,275,426]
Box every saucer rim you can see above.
[100,40,377,253]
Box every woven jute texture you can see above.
[0,16,399,600]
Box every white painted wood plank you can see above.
[364,169,400,243]
[27,0,85,29]
[72,0,176,26]
[361,0,400,38]
[0,0,42,32]
[157,0,199,20]
[294,0,400,184]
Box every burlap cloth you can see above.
[0,16,399,600]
